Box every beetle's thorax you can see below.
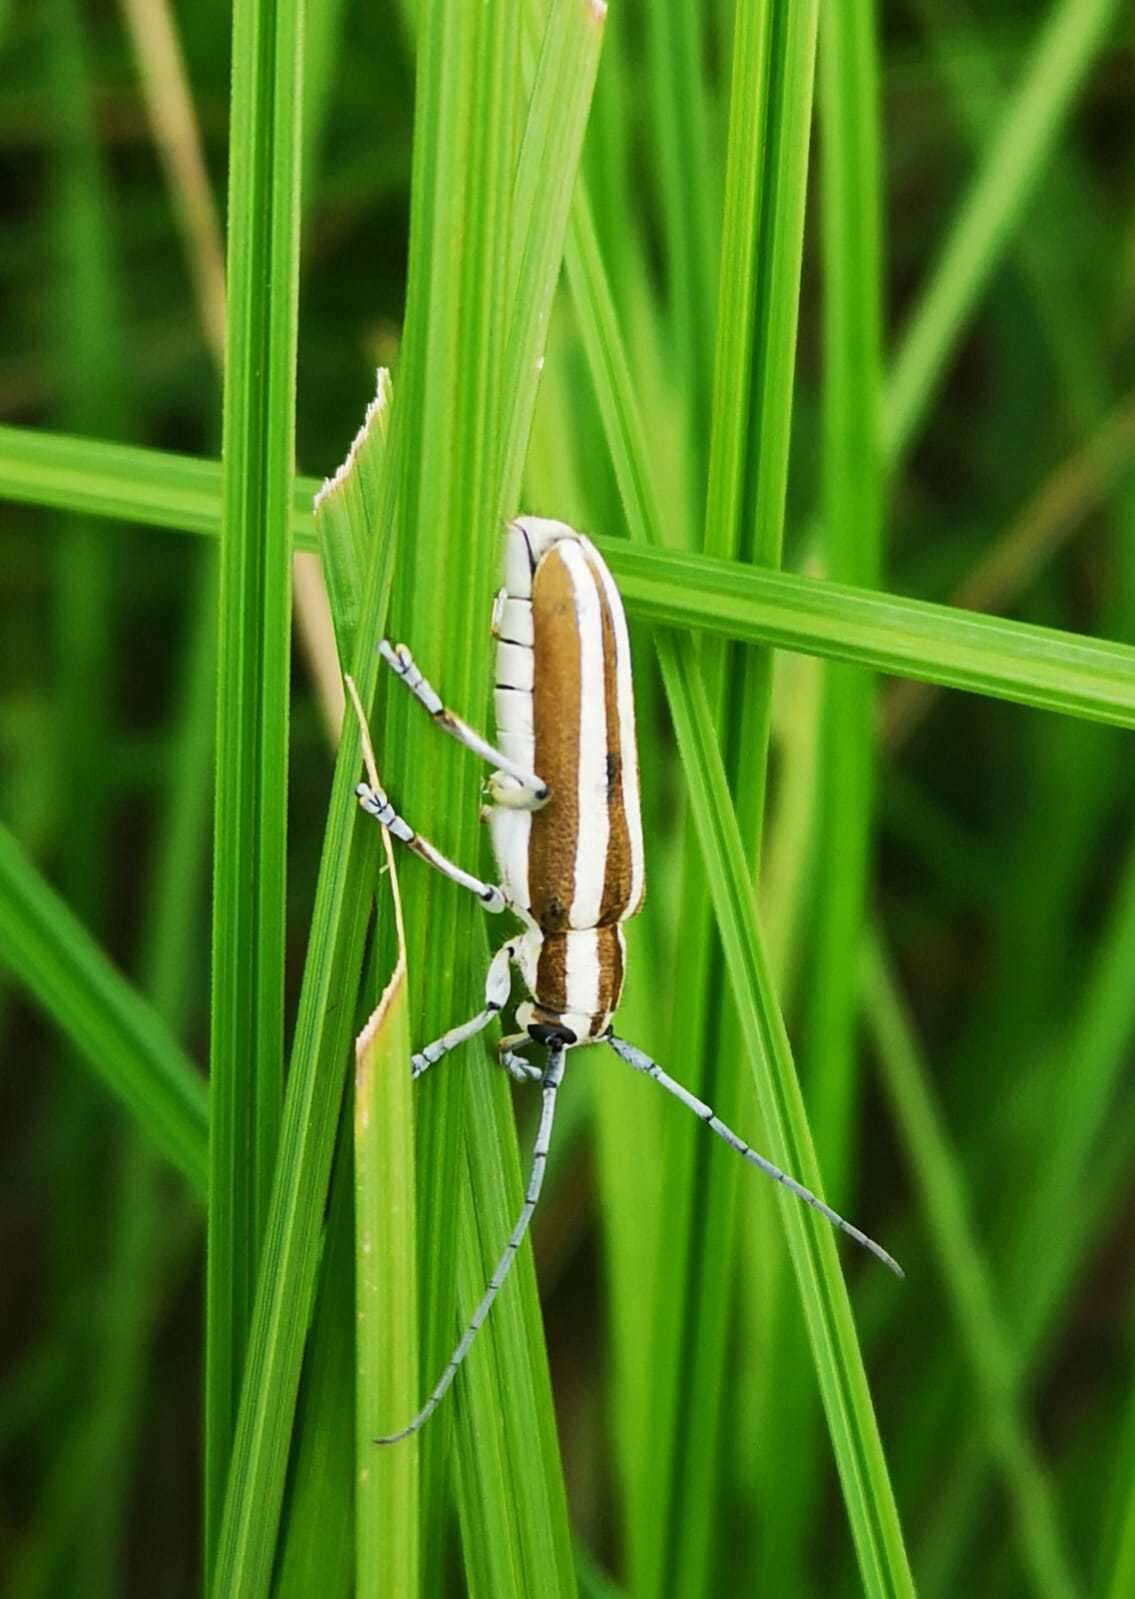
[515,925,625,1044]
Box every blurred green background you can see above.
[1,1,1134,1595]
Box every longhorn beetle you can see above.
[355,517,902,1444]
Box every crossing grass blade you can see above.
[205,0,303,1570]
[7,427,1135,727]
[0,822,207,1196]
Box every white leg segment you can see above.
[376,1046,568,1444]
[379,640,547,800]
[355,780,505,913]
[605,1034,903,1278]
[498,1038,543,1084]
[411,939,518,1081]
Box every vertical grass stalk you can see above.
[206,0,304,1570]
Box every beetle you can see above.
[355,516,901,1443]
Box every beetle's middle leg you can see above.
[347,668,506,911]
[379,640,547,805]
[411,938,520,1081]
[355,778,505,912]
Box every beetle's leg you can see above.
[604,1033,904,1279]
[410,939,519,1081]
[379,640,547,801]
[376,1044,567,1443]
[355,779,505,912]
[498,1033,543,1084]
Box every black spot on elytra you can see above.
[606,751,620,798]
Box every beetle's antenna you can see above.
[605,1033,903,1278]
[375,1044,568,1444]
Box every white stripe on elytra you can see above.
[564,928,601,1016]
[561,542,610,929]
[585,537,645,915]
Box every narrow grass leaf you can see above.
[811,0,883,1192]
[652,2,822,1590]
[864,934,1083,1599]
[205,0,303,1568]
[10,427,1133,726]
[0,822,207,1195]
[214,0,601,1583]
[505,0,605,509]
[354,817,417,1599]
[209,382,394,1598]
[272,1123,357,1599]
[606,547,1135,730]
[567,184,914,1598]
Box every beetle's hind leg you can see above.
[410,938,520,1081]
[379,640,547,802]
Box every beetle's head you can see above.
[516,1000,578,1049]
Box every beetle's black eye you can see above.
[528,1021,576,1047]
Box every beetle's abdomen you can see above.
[489,518,645,933]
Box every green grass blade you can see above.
[208,384,394,1599]
[8,428,1134,726]
[0,822,207,1195]
[212,2,600,1585]
[382,2,567,1586]
[315,371,393,666]
[811,0,883,1194]
[864,934,1083,1599]
[649,2,821,1589]
[355,845,417,1598]
[606,546,1135,730]
[272,1122,357,1599]
[1105,1393,1135,1599]
[884,0,1121,466]
[644,0,717,488]
[205,0,304,1569]
[904,822,1135,1589]
[504,0,604,510]
[566,170,914,1599]
[759,4,885,1579]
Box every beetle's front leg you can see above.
[380,640,547,801]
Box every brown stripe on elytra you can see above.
[535,934,568,1014]
[595,927,625,1020]
[591,555,632,925]
[529,547,581,932]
